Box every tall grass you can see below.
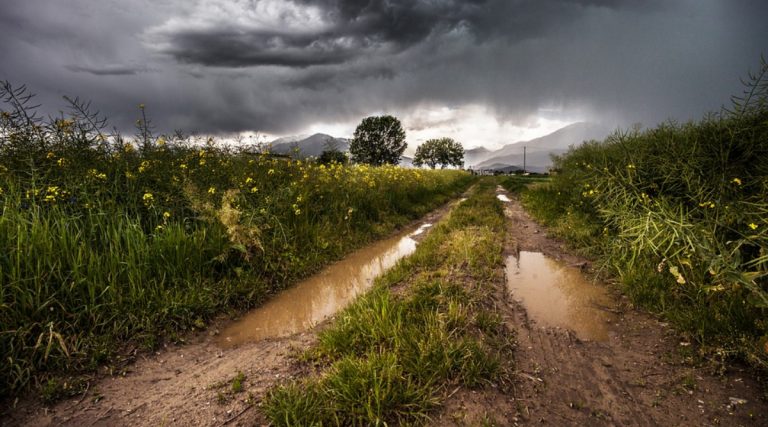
[264,181,513,425]
[518,59,768,374]
[0,82,474,397]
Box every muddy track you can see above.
[6,187,767,426]
[4,198,462,427]
[494,186,767,426]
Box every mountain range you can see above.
[468,122,610,173]
[268,122,610,171]
[269,133,350,157]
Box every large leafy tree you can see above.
[413,137,464,169]
[349,115,407,166]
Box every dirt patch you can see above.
[3,197,464,427]
[437,186,767,426]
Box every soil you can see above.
[5,187,767,426]
[435,187,767,426]
[2,198,458,427]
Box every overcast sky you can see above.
[1,0,766,148]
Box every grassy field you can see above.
[503,60,768,377]
[264,180,513,425]
[0,83,474,397]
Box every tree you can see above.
[413,137,464,169]
[318,149,348,165]
[349,115,407,166]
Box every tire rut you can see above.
[497,186,766,427]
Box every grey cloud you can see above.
[147,0,661,69]
[147,0,486,68]
[1,0,767,140]
[65,64,154,76]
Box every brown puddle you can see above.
[218,223,432,347]
[505,251,616,341]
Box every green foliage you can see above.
[349,115,407,166]
[263,182,513,425]
[0,82,474,397]
[413,137,464,169]
[521,58,768,374]
[317,149,348,165]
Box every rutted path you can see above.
[6,185,768,426]
[494,186,767,426]
[5,199,460,427]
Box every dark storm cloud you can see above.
[148,0,655,68]
[0,0,767,140]
[65,64,154,76]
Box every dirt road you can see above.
[5,188,767,426]
[443,187,766,426]
[4,201,457,427]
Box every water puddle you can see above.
[218,223,433,347]
[505,251,616,341]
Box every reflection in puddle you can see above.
[411,223,433,236]
[505,251,615,341]
[219,223,432,347]
[497,194,511,202]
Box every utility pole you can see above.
[523,146,526,174]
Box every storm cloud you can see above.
[0,0,766,145]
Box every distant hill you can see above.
[464,146,493,166]
[269,133,350,158]
[268,133,415,167]
[471,122,609,172]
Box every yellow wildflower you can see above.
[163,211,171,220]
[749,223,758,230]
[731,177,742,185]
[268,169,275,175]
[57,158,67,167]
[250,186,259,193]
[208,187,216,195]
[245,177,254,184]
[142,192,154,206]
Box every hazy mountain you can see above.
[475,151,564,173]
[464,147,493,165]
[471,122,610,172]
[269,133,350,158]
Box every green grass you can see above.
[0,82,476,397]
[510,59,768,378]
[263,180,513,426]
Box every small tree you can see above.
[318,149,348,165]
[413,137,464,169]
[349,115,407,166]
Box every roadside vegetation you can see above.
[264,181,513,426]
[413,137,464,169]
[506,59,768,377]
[0,82,474,397]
